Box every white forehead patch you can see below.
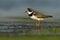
[28,12,32,14]
[26,10,33,14]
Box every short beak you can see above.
[24,11,27,13]
[25,11,27,12]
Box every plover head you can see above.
[25,8,33,14]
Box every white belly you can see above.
[30,15,44,20]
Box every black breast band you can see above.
[28,12,33,16]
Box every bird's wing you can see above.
[33,11,47,18]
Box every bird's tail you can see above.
[47,15,53,18]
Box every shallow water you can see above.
[0,22,60,32]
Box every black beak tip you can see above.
[24,11,27,13]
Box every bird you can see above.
[25,8,53,31]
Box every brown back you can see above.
[33,10,48,18]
